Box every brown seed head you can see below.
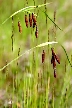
[35,25,38,38]
[18,21,21,27]
[19,26,22,33]
[54,68,56,78]
[55,54,60,64]
[25,14,28,27]
[42,50,45,63]
[32,13,36,25]
[29,14,32,27]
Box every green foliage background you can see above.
[0,0,72,107]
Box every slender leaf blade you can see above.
[1,2,51,25]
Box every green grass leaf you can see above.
[42,10,63,31]
[0,41,57,72]
[61,44,72,67]
[36,41,58,47]
[1,2,51,25]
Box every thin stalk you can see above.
[52,83,54,108]
[44,0,47,27]
[46,76,50,108]
[11,16,14,52]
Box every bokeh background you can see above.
[0,0,72,107]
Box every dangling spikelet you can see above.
[18,21,22,33]
[18,21,20,27]
[29,14,32,27]
[32,13,34,20]
[25,14,28,28]
[51,55,56,69]
[54,10,56,22]
[54,68,56,78]
[51,47,60,78]
[42,50,45,63]
[19,26,22,33]
[35,25,38,38]
[32,13,37,28]
[51,58,53,64]
[33,15,36,25]
[33,22,36,28]
[51,48,60,64]
[55,54,60,64]
[51,48,55,56]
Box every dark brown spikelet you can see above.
[54,68,56,78]
[32,13,34,19]
[55,54,60,64]
[51,48,56,69]
[51,55,56,69]
[25,14,28,22]
[33,16,36,25]
[32,13,37,26]
[18,21,21,27]
[54,10,56,22]
[25,14,28,28]
[51,58,53,64]
[51,48,60,64]
[53,60,56,69]
[33,22,36,28]
[18,21,22,33]
[19,26,22,33]
[51,48,55,56]
[42,50,45,63]
[35,25,38,38]
[29,14,32,27]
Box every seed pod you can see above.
[29,14,30,22]
[51,58,53,64]
[25,14,28,22]
[33,22,36,28]
[33,16,36,25]
[18,21,21,27]
[32,13,34,19]
[26,21,28,28]
[51,48,55,56]
[54,68,56,78]
[29,14,32,27]
[52,55,56,69]
[51,55,56,69]
[55,54,60,64]
[30,21,32,27]
[51,55,54,64]
[25,14,28,28]
[42,50,45,63]
[18,21,22,33]
[19,26,22,33]
[53,60,56,69]
[51,48,60,64]
[54,10,56,22]
[29,14,32,22]
[35,25,38,38]
[32,13,36,25]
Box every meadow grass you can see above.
[0,0,72,108]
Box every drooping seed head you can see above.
[54,68,56,78]
[42,50,45,63]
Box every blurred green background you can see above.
[0,0,72,107]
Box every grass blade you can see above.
[61,44,72,67]
[1,2,51,25]
[0,41,57,71]
[36,41,58,47]
[42,10,62,31]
